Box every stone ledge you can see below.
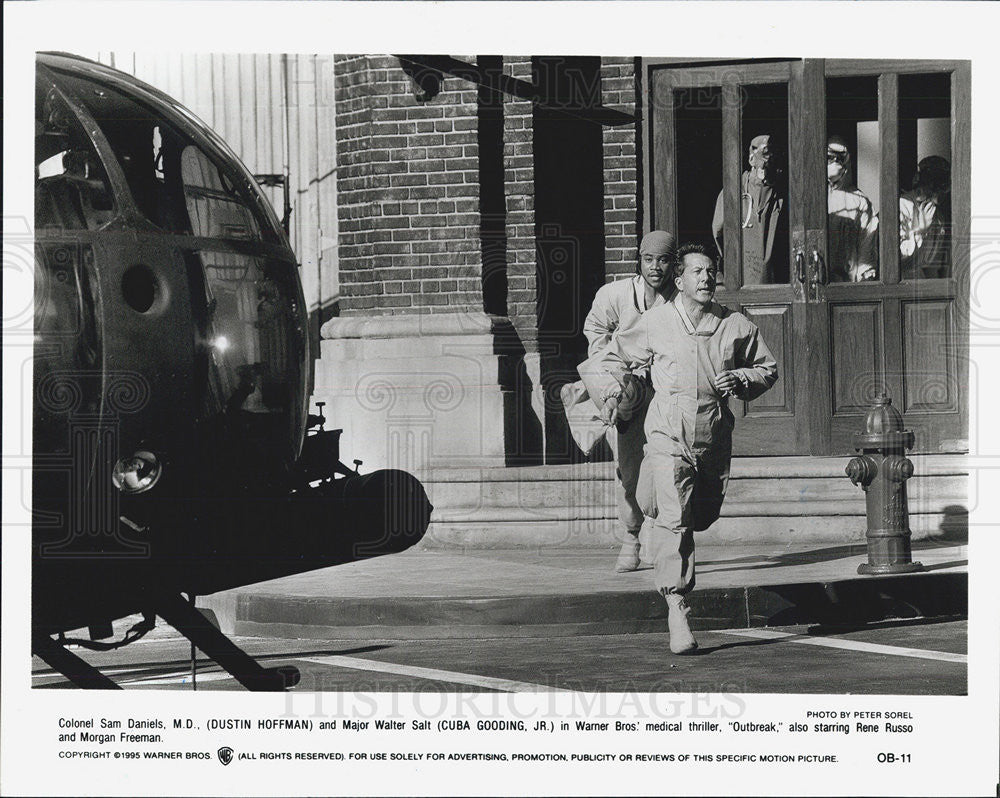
[418,514,963,548]
[321,311,497,341]
[413,455,969,482]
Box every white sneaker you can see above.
[664,592,698,654]
[614,536,641,573]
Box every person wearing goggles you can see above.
[827,135,879,282]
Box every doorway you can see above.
[644,58,969,455]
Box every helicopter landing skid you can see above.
[34,593,300,692]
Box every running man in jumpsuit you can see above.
[561,231,677,573]
[597,244,778,653]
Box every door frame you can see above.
[817,59,969,454]
[640,57,970,456]
[643,59,810,455]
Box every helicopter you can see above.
[32,52,431,691]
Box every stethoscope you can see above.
[741,166,778,229]
[741,193,756,229]
[741,186,776,229]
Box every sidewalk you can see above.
[198,539,968,641]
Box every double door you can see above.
[644,59,969,455]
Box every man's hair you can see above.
[912,155,950,194]
[673,243,716,280]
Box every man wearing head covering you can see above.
[590,243,778,653]
[827,135,879,282]
[561,230,677,573]
[899,155,951,279]
[711,134,788,285]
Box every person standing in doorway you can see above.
[827,134,879,282]
[711,134,788,285]
[899,155,951,279]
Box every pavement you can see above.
[38,619,968,695]
[197,538,968,641]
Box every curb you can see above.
[201,571,967,641]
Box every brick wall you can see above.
[601,57,640,281]
[334,55,483,315]
[333,55,642,319]
[502,57,538,348]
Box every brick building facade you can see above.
[335,55,484,316]
[332,56,638,319]
[601,58,640,280]
[318,55,642,472]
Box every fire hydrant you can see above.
[845,393,923,575]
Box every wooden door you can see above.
[812,60,969,455]
[645,60,812,455]
[643,58,969,456]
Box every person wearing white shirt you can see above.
[826,135,880,282]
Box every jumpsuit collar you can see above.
[632,275,668,312]
[671,293,725,336]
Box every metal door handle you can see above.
[811,248,827,286]
[795,249,806,283]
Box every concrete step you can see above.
[413,456,968,546]
[420,512,962,548]
[426,497,967,522]
[425,475,965,513]
[416,455,967,482]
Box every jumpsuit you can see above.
[562,276,666,536]
[592,294,778,594]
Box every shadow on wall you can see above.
[532,56,607,466]
[493,317,544,467]
[309,298,340,374]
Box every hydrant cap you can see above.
[854,393,915,450]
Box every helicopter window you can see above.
[195,251,293,418]
[180,145,261,241]
[35,83,115,231]
[50,71,266,242]
[153,125,165,182]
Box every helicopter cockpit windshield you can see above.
[38,63,309,468]
[35,82,115,231]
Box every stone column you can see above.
[317,56,542,472]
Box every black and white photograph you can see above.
[4,3,999,797]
